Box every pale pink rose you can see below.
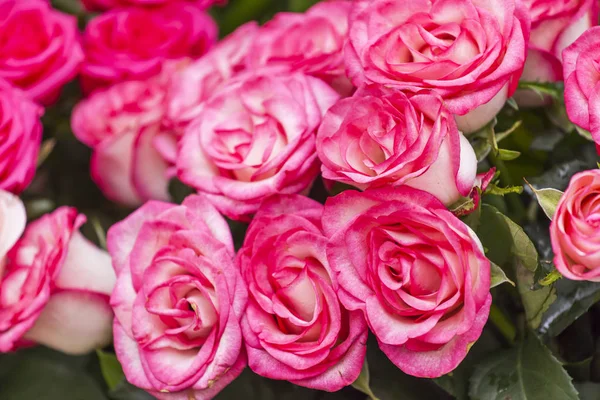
[316,86,477,205]
[82,0,226,11]
[517,0,598,107]
[323,187,491,378]
[0,190,26,279]
[563,26,600,143]
[0,207,116,354]
[345,0,530,133]
[0,0,83,105]
[107,195,246,400]
[177,71,340,221]
[551,170,600,281]
[72,65,181,207]
[238,195,367,391]
[0,83,43,194]
[81,2,217,93]
[246,1,353,95]
[166,22,259,134]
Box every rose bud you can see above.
[0,207,116,354]
[72,64,182,207]
[516,0,598,107]
[239,195,367,391]
[176,70,340,221]
[0,0,83,105]
[316,86,477,206]
[81,2,217,93]
[166,22,259,134]
[551,170,600,281]
[345,0,530,133]
[563,26,600,143]
[107,195,246,399]
[0,190,26,278]
[246,1,353,95]
[323,187,491,378]
[0,82,43,194]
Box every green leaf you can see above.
[538,269,562,286]
[526,181,563,220]
[485,183,524,196]
[575,125,594,142]
[491,262,515,288]
[97,350,125,391]
[575,382,600,400]
[495,120,522,143]
[517,81,564,100]
[108,381,154,400]
[352,360,379,400]
[506,97,519,111]
[497,148,521,161]
[0,347,107,400]
[469,333,578,400]
[539,280,600,338]
[517,262,557,329]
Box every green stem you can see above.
[488,151,526,222]
[489,304,517,344]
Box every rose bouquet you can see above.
[1,0,600,399]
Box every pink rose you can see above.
[316,86,477,205]
[345,0,530,133]
[0,0,83,105]
[563,26,600,143]
[551,170,600,281]
[72,65,181,207]
[81,2,217,93]
[0,190,26,279]
[177,71,340,221]
[166,22,259,134]
[245,1,353,95]
[323,187,492,378]
[517,0,598,107]
[0,83,43,194]
[82,0,226,11]
[107,195,246,400]
[238,195,367,391]
[0,207,116,354]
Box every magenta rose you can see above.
[177,70,340,221]
[345,0,530,133]
[107,195,246,400]
[0,0,83,105]
[246,1,353,95]
[238,195,367,391]
[323,187,491,377]
[517,0,598,107]
[316,86,477,205]
[72,64,182,207]
[0,83,43,194]
[563,26,600,143]
[0,207,116,354]
[551,170,600,281]
[0,190,26,279]
[82,0,226,11]
[81,2,217,93]
[166,22,259,134]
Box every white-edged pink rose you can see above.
[517,0,598,107]
[0,207,116,354]
[345,0,531,133]
[166,22,259,134]
[551,170,600,281]
[316,86,477,205]
[246,1,353,95]
[177,70,340,221]
[563,26,600,143]
[239,195,367,391]
[0,82,43,194]
[107,195,246,400]
[72,65,181,207]
[81,2,217,93]
[323,187,491,378]
[0,190,26,279]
